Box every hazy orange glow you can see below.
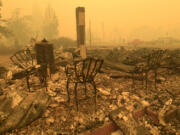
[2,0,180,41]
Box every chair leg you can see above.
[154,69,157,90]
[74,83,78,111]
[84,82,87,97]
[92,81,97,112]
[145,71,148,90]
[38,67,47,90]
[26,73,30,92]
[132,73,135,89]
[141,72,144,86]
[41,71,47,91]
[41,64,48,91]
[44,75,48,91]
[37,69,42,88]
[66,78,70,102]
[39,77,44,88]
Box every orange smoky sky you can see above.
[2,0,180,41]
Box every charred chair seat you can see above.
[10,49,46,92]
[131,62,147,89]
[65,57,104,111]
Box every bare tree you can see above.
[42,4,59,40]
[0,0,11,39]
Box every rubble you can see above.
[111,130,123,135]
[98,87,111,95]
[0,47,179,134]
[163,107,180,123]
[0,87,50,134]
[46,116,55,125]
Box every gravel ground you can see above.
[0,65,179,135]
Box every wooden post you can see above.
[76,7,87,59]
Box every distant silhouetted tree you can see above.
[30,2,43,39]
[42,4,59,40]
[0,0,11,39]
[6,8,31,48]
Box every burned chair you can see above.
[65,57,104,111]
[145,49,167,89]
[10,49,46,92]
[124,51,148,89]
[131,49,167,90]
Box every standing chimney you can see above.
[76,7,87,59]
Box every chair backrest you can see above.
[10,49,35,70]
[0,66,8,79]
[147,49,166,69]
[74,57,103,82]
[133,62,146,73]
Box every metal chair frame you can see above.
[10,49,47,92]
[146,49,166,89]
[65,57,104,111]
[131,49,166,90]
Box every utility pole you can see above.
[89,20,92,47]
[102,22,104,45]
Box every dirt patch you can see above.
[0,55,12,67]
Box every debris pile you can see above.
[0,80,50,135]
[0,47,179,135]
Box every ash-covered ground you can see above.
[0,47,179,135]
